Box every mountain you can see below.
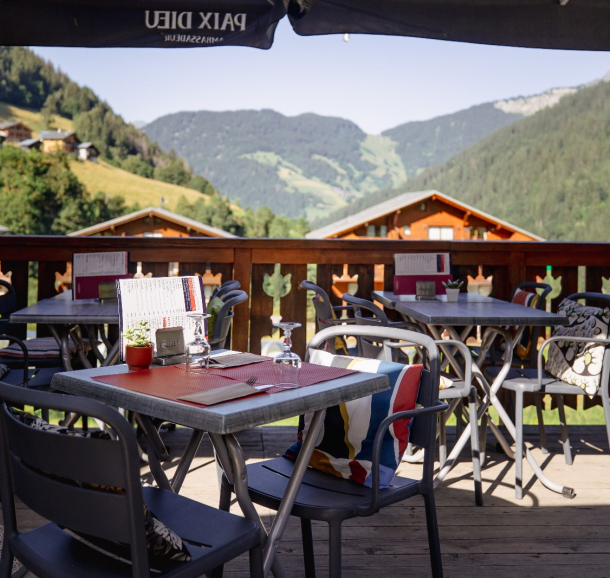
[145,86,578,220]
[145,110,407,220]
[318,77,610,241]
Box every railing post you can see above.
[508,251,526,290]
[233,247,252,352]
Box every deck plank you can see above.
[9,425,610,578]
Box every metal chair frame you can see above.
[220,325,448,578]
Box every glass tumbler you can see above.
[272,321,302,389]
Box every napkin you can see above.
[208,352,268,368]
[178,382,261,405]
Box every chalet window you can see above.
[428,226,453,240]
[403,225,411,235]
[379,225,388,237]
[367,225,376,237]
[143,232,163,238]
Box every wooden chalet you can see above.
[0,121,32,143]
[39,129,80,153]
[77,142,99,162]
[69,207,237,239]
[307,190,543,241]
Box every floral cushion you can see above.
[544,299,610,397]
[284,350,423,489]
[9,408,191,568]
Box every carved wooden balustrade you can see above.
[2,236,610,363]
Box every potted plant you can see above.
[123,320,153,371]
[442,279,464,302]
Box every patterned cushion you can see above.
[9,408,191,567]
[284,350,423,488]
[544,298,610,397]
[510,289,540,361]
[0,336,90,359]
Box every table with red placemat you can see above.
[51,354,389,578]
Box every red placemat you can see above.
[92,360,357,407]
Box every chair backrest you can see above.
[341,294,391,358]
[211,280,241,301]
[306,325,440,461]
[510,282,552,310]
[300,280,335,331]
[209,290,248,349]
[0,280,20,336]
[0,382,150,577]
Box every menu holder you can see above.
[178,382,262,406]
[73,251,131,300]
[393,253,452,295]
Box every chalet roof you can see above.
[306,190,545,241]
[78,142,98,151]
[0,121,29,131]
[69,206,238,239]
[18,138,41,148]
[39,129,77,141]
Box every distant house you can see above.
[39,129,80,153]
[307,190,543,241]
[0,121,33,143]
[0,130,6,147]
[69,207,238,238]
[77,142,99,162]
[19,138,42,150]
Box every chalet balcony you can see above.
[2,234,610,578]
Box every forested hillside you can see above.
[145,86,577,220]
[316,78,610,241]
[0,47,216,195]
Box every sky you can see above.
[32,20,610,135]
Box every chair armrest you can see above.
[357,400,449,516]
[536,335,610,391]
[320,317,357,326]
[0,334,29,387]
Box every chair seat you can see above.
[244,457,419,522]
[12,486,261,578]
[485,366,587,395]
[0,366,61,389]
[439,381,468,399]
[0,336,90,360]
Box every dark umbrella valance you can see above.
[0,0,287,49]
[288,0,610,52]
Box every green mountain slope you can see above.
[145,86,579,220]
[381,103,523,177]
[318,79,610,241]
[145,110,408,220]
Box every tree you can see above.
[153,161,191,186]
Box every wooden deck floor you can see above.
[12,425,610,578]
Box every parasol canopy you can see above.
[0,0,609,51]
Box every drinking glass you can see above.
[185,312,212,372]
[272,321,302,389]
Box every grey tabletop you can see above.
[51,365,390,434]
[373,290,570,327]
[10,291,119,325]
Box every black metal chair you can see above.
[210,280,241,301]
[485,292,610,498]
[0,382,264,578]
[220,325,447,578]
[208,290,248,351]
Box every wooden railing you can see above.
[3,236,610,360]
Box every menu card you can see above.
[72,251,130,300]
[394,253,451,276]
[117,276,206,361]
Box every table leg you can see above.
[211,409,325,578]
[48,324,74,371]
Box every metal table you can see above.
[10,291,120,370]
[52,364,389,577]
[372,290,573,498]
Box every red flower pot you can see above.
[125,344,153,371]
